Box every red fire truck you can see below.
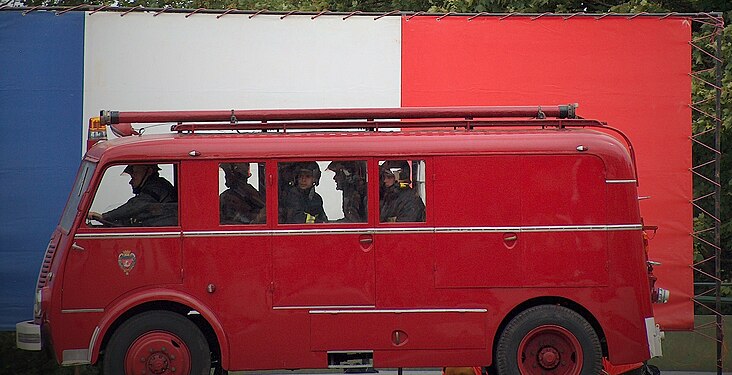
[16,105,666,375]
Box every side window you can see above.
[278,160,367,224]
[379,160,426,223]
[219,162,266,225]
[87,163,178,227]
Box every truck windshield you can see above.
[59,161,96,232]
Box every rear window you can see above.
[59,161,96,232]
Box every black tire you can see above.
[624,364,661,375]
[103,310,211,375]
[495,305,602,375]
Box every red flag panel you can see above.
[402,16,693,329]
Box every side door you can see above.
[178,160,278,369]
[63,163,182,310]
[519,154,609,287]
[272,159,375,308]
[432,155,524,288]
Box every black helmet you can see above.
[122,164,160,175]
[327,161,355,174]
[294,161,321,186]
[220,162,250,177]
[380,160,411,183]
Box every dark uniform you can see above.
[327,161,367,223]
[340,183,366,223]
[220,184,265,224]
[101,174,177,226]
[379,183,425,223]
[280,185,328,224]
[220,163,265,224]
[379,160,425,223]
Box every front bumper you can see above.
[16,320,42,351]
[645,317,664,358]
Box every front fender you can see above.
[89,287,229,366]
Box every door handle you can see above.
[71,242,85,252]
[502,233,518,249]
[358,234,374,252]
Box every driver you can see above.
[87,164,177,226]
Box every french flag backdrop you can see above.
[0,10,691,330]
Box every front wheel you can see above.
[103,310,211,375]
[495,305,602,375]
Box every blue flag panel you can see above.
[0,10,84,330]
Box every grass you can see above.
[0,331,99,375]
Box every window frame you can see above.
[83,161,181,229]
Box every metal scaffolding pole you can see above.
[689,12,724,375]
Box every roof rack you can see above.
[100,104,602,131]
[96,104,635,179]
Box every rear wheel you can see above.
[495,305,602,375]
[103,310,211,375]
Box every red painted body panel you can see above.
[272,231,376,307]
[61,234,182,309]
[310,311,487,350]
[37,125,655,371]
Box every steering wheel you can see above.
[86,216,122,228]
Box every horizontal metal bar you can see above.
[694,282,732,287]
[695,296,732,304]
[2,6,721,18]
[273,305,375,310]
[310,308,487,314]
[183,224,642,237]
[171,119,604,132]
[75,231,180,239]
[61,308,104,313]
[103,105,579,125]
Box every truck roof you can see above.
[86,128,636,179]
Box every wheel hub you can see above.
[538,347,560,369]
[124,331,191,374]
[147,352,170,374]
[517,324,583,375]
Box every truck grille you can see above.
[36,239,57,290]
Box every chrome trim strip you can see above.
[75,232,180,239]
[74,225,643,239]
[434,226,516,233]
[183,224,642,237]
[186,230,274,237]
[606,179,637,184]
[88,326,101,362]
[274,305,376,310]
[61,308,105,314]
[519,224,642,232]
[185,228,375,237]
[310,308,487,314]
